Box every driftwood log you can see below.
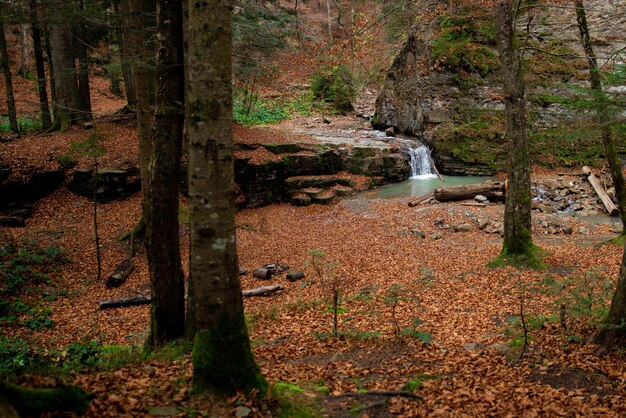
[434,182,505,202]
[582,166,619,216]
[105,259,134,288]
[99,285,285,309]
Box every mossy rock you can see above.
[331,185,354,197]
[291,193,312,206]
[281,154,323,177]
[261,143,304,154]
[301,187,322,197]
[285,176,354,190]
[311,189,335,204]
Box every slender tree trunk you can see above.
[43,25,57,110]
[30,0,52,130]
[19,24,30,76]
[74,0,92,119]
[128,0,152,195]
[116,0,135,106]
[144,0,185,349]
[326,0,333,43]
[596,244,626,347]
[186,0,267,395]
[494,1,533,257]
[574,0,626,233]
[0,18,19,134]
[49,0,82,131]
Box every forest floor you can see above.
[2,83,626,417]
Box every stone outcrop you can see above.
[0,167,65,226]
[67,166,141,202]
[374,1,626,174]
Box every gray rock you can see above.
[578,226,590,235]
[562,226,573,235]
[463,343,484,351]
[475,195,488,203]
[488,343,510,354]
[454,223,473,233]
[478,219,490,230]
[540,220,549,228]
[385,127,396,137]
[410,228,426,239]
[537,204,555,214]
[430,233,442,240]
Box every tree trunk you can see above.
[19,24,30,76]
[494,1,533,256]
[144,0,185,349]
[74,0,92,119]
[30,0,52,130]
[116,0,135,107]
[127,0,152,197]
[49,1,82,131]
[186,0,267,395]
[595,244,626,347]
[575,0,626,232]
[434,182,505,202]
[0,18,19,134]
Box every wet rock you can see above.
[537,204,555,214]
[385,127,396,137]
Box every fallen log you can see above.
[582,166,619,216]
[105,258,134,288]
[241,285,285,297]
[434,182,505,202]
[99,285,285,309]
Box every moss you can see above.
[261,143,303,154]
[192,312,267,396]
[524,40,583,87]
[0,379,91,417]
[272,382,323,418]
[489,244,547,270]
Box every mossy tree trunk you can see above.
[494,1,533,257]
[574,0,626,234]
[30,0,52,130]
[144,0,185,349]
[0,379,90,417]
[186,0,267,395]
[575,0,626,348]
[0,14,19,135]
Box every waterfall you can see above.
[408,145,436,179]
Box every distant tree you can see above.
[186,0,267,394]
[30,0,52,130]
[0,7,19,134]
[494,0,534,261]
[144,0,186,349]
[48,0,83,130]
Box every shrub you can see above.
[310,65,356,111]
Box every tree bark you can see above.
[434,182,505,202]
[19,23,30,76]
[116,0,135,106]
[595,244,626,347]
[186,0,267,395]
[575,0,625,232]
[30,0,52,130]
[494,1,533,256]
[144,0,185,349]
[0,14,19,134]
[74,0,92,119]
[49,1,82,130]
[127,0,152,197]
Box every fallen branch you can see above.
[335,391,422,401]
[99,285,285,309]
[105,258,134,288]
[582,166,619,216]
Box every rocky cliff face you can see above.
[374,1,626,174]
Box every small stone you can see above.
[537,204,555,214]
[410,228,425,239]
[475,195,488,203]
[578,226,590,235]
[478,219,490,230]
[434,218,446,229]
[430,233,441,240]
[540,220,549,228]
[547,227,558,235]
[562,226,573,235]
[235,406,252,417]
[385,127,396,137]
[556,200,569,211]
